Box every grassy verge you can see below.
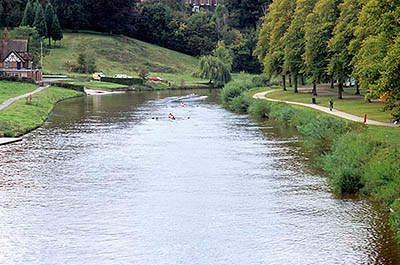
[266,87,393,123]
[0,86,84,137]
[222,79,400,242]
[0,81,40,104]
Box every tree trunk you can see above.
[49,37,51,47]
[338,81,343,99]
[301,74,305,85]
[54,40,56,48]
[330,78,334,89]
[355,81,360,95]
[288,74,292,87]
[312,81,317,96]
[294,74,298,93]
[282,75,287,91]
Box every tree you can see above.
[44,1,55,46]
[282,0,318,93]
[76,53,96,74]
[304,0,342,96]
[213,40,232,68]
[231,29,262,73]
[32,0,47,38]
[21,0,35,27]
[327,0,364,99]
[51,13,63,47]
[0,0,26,27]
[254,0,296,91]
[198,55,231,86]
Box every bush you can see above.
[51,82,84,92]
[248,99,271,118]
[252,75,269,87]
[323,133,381,194]
[221,82,242,104]
[297,116,352,151]
[362,148,400,207]
[230,95,252,113]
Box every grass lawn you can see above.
[43,32,199,77]
[265,87,394,123]
[0,86,83,137]
[0,81,39,104]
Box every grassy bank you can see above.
[222,80,400,241]
[43,32,199,78]
[66,80,127,91]
[0,81,40,104]
[0,86,84,137]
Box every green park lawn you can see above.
[66,80,127,90]
[0,81,39,104]
[265,86,394,123]
[0,86,83,137]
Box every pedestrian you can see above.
[329,99,334,111]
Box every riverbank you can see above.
[221,80,400,242]
[0,86,84,137]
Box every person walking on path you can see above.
[329,99,334,111]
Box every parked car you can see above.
[113,74,132,78]
[150,77,163,82]
[344,77,356,87]
[94,72,105,77]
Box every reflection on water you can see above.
[0,90,399,264]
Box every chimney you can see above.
[4,27,8,42]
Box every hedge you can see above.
[101,77,144,86]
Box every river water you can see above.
[0,90,399,264]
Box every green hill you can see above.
[43,32,199,78]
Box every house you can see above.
[0,28,42,82]
[186,0,220,12]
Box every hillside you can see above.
[43,32,199,77]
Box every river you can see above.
[0,90,399,264]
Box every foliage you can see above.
[32,0,47,38]
[224,0,271,29]
[101,77,144,86]
[248,99,271,118]
[220,82,242,104]
[198,55,231,86]
[229,95,252,113]
[20,0,34,27]
[213,41,232,68]
[323,133,381,194]
[75,53,96,74]
[44,1,55,43]
[51,14,63,46]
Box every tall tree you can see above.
[254,0,296,91]
[32,0,47,38]
[44,1,55,46]
[282,0,318,93]
[304,0,342,96]
[51,13,63,47]
[0,0,26,27]
[21,0,35,27]
[327,0,364,99]
[198,55,231,86]
[351,0,400,97]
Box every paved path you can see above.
[254,90,399,128]
[0,85,49,111]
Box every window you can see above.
[207,0,210,4]
[22,72,27,78]
[5,62,9,68]
[201,0,204,4]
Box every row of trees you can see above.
[255,0,400,120]
[20,0,62,46]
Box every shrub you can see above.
[248,99,271,118]
[252,75,269,87]
[362,148,400,207]
[51,82,84,92]
[323,133,381,194]
[221,82,242,104]
[297,116,352,151]
[230,95,252,113]
[101,77,144,86]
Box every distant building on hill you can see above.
[0,28,42,82]
[186,0,220,12]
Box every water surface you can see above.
[1,90,399,264]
